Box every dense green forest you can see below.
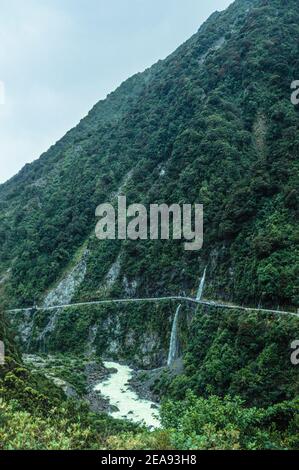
[0,0,298,309]
[0,0,298,451]
[1,303,298,449]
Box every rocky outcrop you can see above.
[43,250,89,308]
[104,256,121,289]
[35,250,89,348]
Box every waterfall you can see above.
[196,267,207,301]
[167,304,182,367]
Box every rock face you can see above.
[95,309,169,368]
[11,300,180,369]
[37,251,88,349]
[43,250,89,308]
[84,361,112,413]
[17,309,36,345]
[103,255,122,292]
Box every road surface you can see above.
[7,296,299,317]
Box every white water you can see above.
[94,361,160,429]
[167,304,182,367]
[196,267,207,301]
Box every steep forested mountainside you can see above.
[1,0,299,452]
[0,0,298,310]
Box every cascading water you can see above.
[167,304,182,367]
[196,267,207,301]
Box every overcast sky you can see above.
[0,0,233,184]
